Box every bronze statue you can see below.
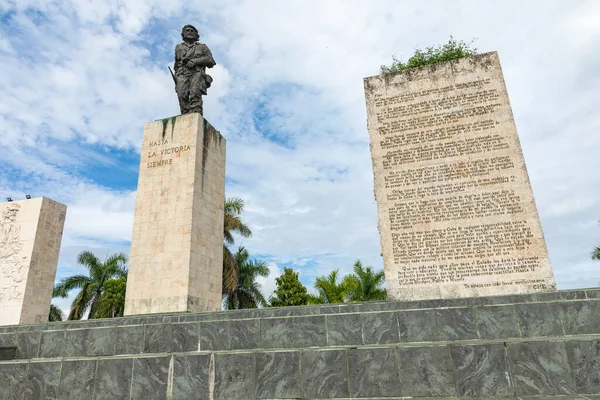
[171,25,216,115]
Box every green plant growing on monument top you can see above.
[380,36,478,74]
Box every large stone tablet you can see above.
[0,197,66,325]
[364,52,556,300]
[125,113,226,315]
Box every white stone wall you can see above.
[0,197,66,325]
[125,113,226,315]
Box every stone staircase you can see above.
[1,288,599,399]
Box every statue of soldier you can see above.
[173,25,216,115]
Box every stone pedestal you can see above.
[0,197,66,325]
[364,52,556,301]
[125,113,226,315]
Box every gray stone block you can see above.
[145,315,177,324]
[200,320,230,351]
[301,349,349,398]
[340,302,380,313]
[422,298,468,308]
[230,319,260,350]
[172,354,210,400]
[560,290,587,300]
[63,329,87,357]
[144,323,172,353]
[586,289,600,299]
[24,361,61,400]
[517,302,564,337]
[293,316,326,347]
[0,362,28,400]
[362,311,399,344]
[177,314,201,323]
[131,356,170,400]
[0,347,16,360]
[565,340,600,394]
[116,317,145,326]
[476,305,520,339]
[348,347,400,397]
[450,344,511,397]
[378,301,406,311]
[87,327,116,356]
[214,353,255,399]
[326,313,362,346]
[115,325,144,355]
[436,307,477,340]
[172,322,199,352]
[399,346,456,397]
[260,318,294,349]
[93,358,133,400]
[507,341,576,395]
[255,351,301,399]
[561,301,600,335]
[58,360,97,400]
[319,305,340,314]
[16,330,41,358]
[226,309,263,320]
[476,294,517,305]
[39,330,65,358]
[0,333,18,350]
[535,292,560,301]
[271,305,320,317]
[400,300,423,309]
[398,309,438,342]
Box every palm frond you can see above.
[592,246,600,260]
[55,275,92,294]
[223,246,239,294]
[224,197,245,215]
[67,282,94,320]
[77,250,101,271]
[52,284,68,299]
[48,304,64,322]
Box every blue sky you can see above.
[1,0,599,313]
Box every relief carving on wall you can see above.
[0,203,28,305]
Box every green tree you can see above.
[223,247,270,309]
[97,277,127,318]
[343,260,387,302]
[53,251,128,320]
[308,269,348,304]
[381,36,477,74]
[223,197,252,295]
[269,268,309,307]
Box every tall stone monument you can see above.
[125,24,224,315]
[364,52,556,300]
[124,114,226,315]
[0,197,66,325]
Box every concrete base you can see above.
[125,114,226,315]
[1,288,599,399]
[0,197,66,326]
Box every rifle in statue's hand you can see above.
[168,66,177,87]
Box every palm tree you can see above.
[592,246,600,261]
[308,269,348,304]
[49,285,67,322]
[223,247,269,309]
[343,260,387,302]
[223,197,252,294]
[53,251,128,320]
